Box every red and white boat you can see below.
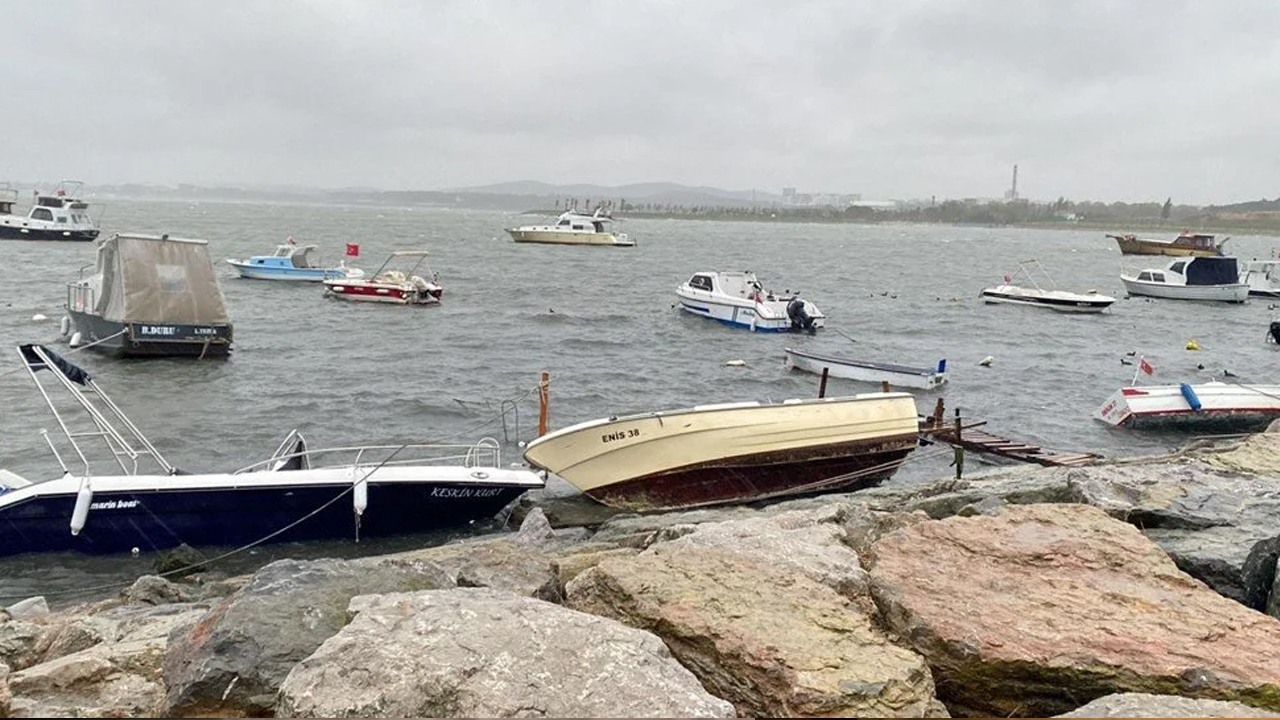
[323,250,443,305]
[1094,381,1280,431]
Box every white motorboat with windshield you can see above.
[0,180,99,242]
[980,259,1115,313]
[506,208,634,246]
[1120,256,1248,303]
[676,271,824,333]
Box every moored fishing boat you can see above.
[227,240,365,282]
[1107,231,1226,257]
[784,347,947,389]
[65,232,233,357]
[0,344,544,557]
[676,270,824,333]
[521,392,919,512]
[1119,256,1248,303]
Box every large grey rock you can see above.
[161,556,452,718]
[276,588,735,718]
[659,504,872,601]
[587,505,758,549]
[0,621,40,672]
[1269,557,1280,619]
[0,661,10,719]
[380,538,564,601]
[568,543,946,718]
[868,503,1280,717]
[7,637,166,718]
[120,575,191,606]
[508,474,624,528]
[1056,692,1280,718]
[860,462,1280,612]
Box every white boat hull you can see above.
[785,347,946,390]
[507,229,634,246]
[1120,277,1249,302]
[675,290,825,332]
[1095,382,1280,431]
[980,285,1115,313]
[522,393,919,511]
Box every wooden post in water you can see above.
[932,398,945,428]
[538,371,550,437]
[881,380,891,393]
[818,367,829,398]
[952,407,964,479]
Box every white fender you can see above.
[353,476,368,517]
[69,331,83,348]
[71,483,93,535]
[60,316,71,336]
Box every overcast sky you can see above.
[6,1,1278,204]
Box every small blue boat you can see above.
[226,241,365,282]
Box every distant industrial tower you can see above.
[1006,165,1019,201]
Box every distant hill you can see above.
[448,180,784,206]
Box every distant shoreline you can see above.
[520,208,1280,238]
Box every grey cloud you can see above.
[3,0,1278,203]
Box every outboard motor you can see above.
[1268,319,1280,345]
[787,298,816,335]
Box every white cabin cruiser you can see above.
[506,208,634,246]
[981,259,1115,313]
[676,271,824,333]
[0,181,99,242]
[1240,259,1280,298]
[1120,256,1248,303]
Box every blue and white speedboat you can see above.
[226,241,365,282]
[0,344,543,557]
[676,270,825,333]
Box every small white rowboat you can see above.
[784,347,947,390]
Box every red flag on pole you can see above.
[1139,357,1154,375]
[286,236,296,245]
[345,242,359,257]
[1003,274,1012,283]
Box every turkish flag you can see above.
[345,242,359,257]
[1139,357,1154,375]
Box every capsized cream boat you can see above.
[521,392,919,511]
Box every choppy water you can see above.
[3,198,1278,604]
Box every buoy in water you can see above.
[978,356,994,367]
[31,313,48,322]
[1186,339,1201,351]
[724,359,747,367]
[69,331,83,348]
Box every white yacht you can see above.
[1120,256,1248,303]
[676,270,824,333]
[0,180,99,242]
[506,208,634,246]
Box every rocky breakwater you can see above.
[3,431,1280,717]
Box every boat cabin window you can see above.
[31,208,54,222]
[1169,261,1186,275]
[556,218,571,227]
[592,221,605,232]
[689,274,714,291]
[1137,271,1158,282]
[56,215,68,223]
[571,224,586,230]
